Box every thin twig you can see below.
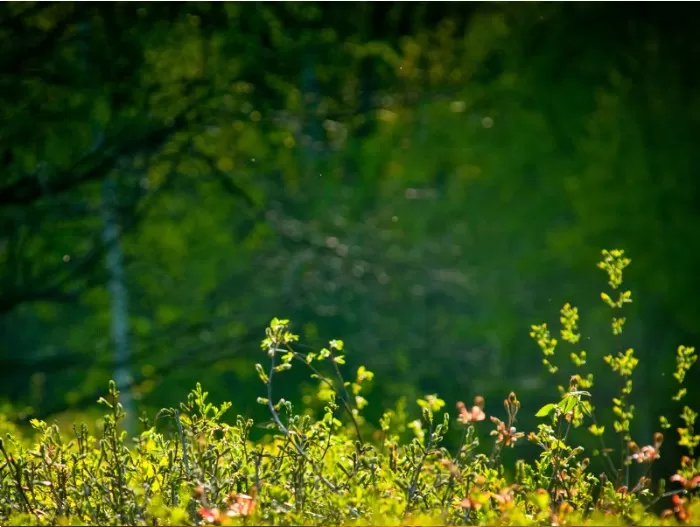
[0,439,37,518]
[289,349,364,445]
[265,348,337,492]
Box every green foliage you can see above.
[1,250,699,526]
[2,5,700,452]
[674,346,697,387]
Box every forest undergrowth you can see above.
[1,250,698,526]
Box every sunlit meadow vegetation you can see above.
[1,250,698,526]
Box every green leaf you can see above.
[588,424,605,436]
[535,403,556,417]
[558,395,577,414]
[255,363,269,383]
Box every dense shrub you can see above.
[1,250,699,526]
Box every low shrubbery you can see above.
[1,250,699,526]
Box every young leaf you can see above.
[535,403,556,417]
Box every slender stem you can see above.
[588,411,619,479]
[327,344,367,447]
[266,347,338,492]
[644,488,687,512]
[254,447,263,494]
[488,441,503,467]
[0,439,37,517]
[290,349,364,445]
[405,420,434,517]
[548,415,564,497]
[440,426,469,520]
[173,410,190,477]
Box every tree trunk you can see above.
[101,175,135,434]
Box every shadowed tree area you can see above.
[1,1,699,479]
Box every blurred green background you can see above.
[1,2,699,477]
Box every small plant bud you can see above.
[569,375,580,390]
[474,395,485,409]
[654,432,664,448]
